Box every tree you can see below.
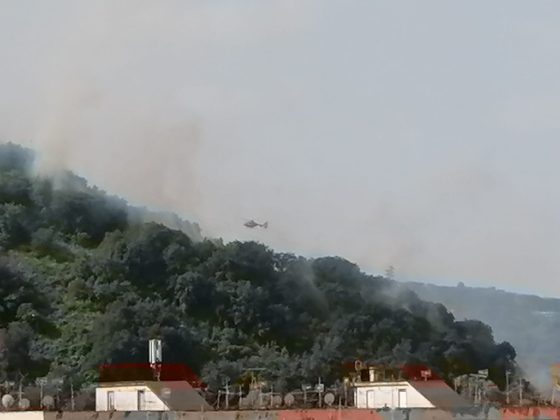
[0,142,522,392]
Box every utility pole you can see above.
[519,379,523,406]
[224,379,229,410]
[71,382,75,411]
[474,380,479,405]
[505,370,511,405]
[18,372,26,405]
[317,378,323,408]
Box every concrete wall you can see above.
[96,385,168,411]
[0,413,44,420]
[355,382,433,409]
[4,407,560,420]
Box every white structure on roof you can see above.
[95,381,212,412]
[96,339,212,412]
[352,365,470,410]
[96,383,164,411]
[354,380,470,410]
[354,381,432,409]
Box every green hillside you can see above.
[0,142,516,392]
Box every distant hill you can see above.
[406,281,560,392]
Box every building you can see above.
[95,380,212,411]
[95,362,211,412]
[352,365,471,410]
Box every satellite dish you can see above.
[42,395,55,409]
[272,395,282,407]
[18,398,30,410]
[324,392,335,406]
[284,393,295,407]
[1,394,14,408]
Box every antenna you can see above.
[35,377,47,408]
[149,339,163,381]
[149,339,162,364]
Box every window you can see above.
[107,391,115,411]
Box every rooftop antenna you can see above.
[224,378,230,410]
[149,339,163,381]
[35,377,47,409]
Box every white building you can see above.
[95,380,212,411]
[354,380,470,409]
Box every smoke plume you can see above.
[3,1,560,300]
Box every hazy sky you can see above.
[2,1,560,296]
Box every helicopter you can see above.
[244,220,268,229]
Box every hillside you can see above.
[0,142,517,394]
[407,281,560,391]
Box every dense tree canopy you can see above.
[0,142,517,392]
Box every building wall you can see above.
[95,385,168,411]
[0,413,44,420]
[354,381,434,409]
[4,408,560,420]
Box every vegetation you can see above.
[0,142,516,392]
[408,281,560,392]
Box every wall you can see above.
[354,382,434,409]
[4,407,560,420]
[0,413,44,420]
[95,385,168,411]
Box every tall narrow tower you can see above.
[149,339,162,381]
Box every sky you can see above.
[1,1,560,296]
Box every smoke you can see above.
[28,62,204,223]
[1,0,317,239]
[3,1,560,299]
[407,281,560,397]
